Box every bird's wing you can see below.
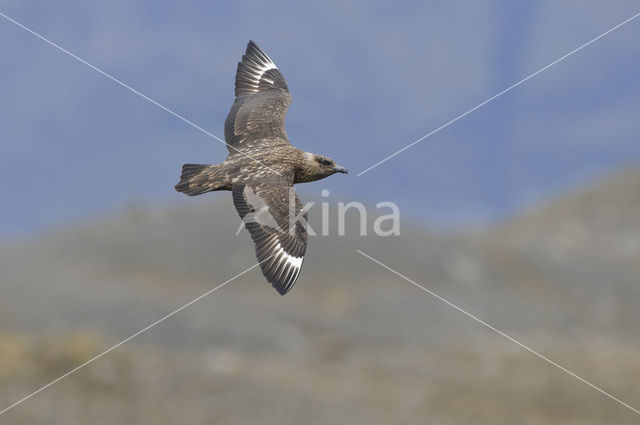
[224,41,292,153]
[232,177,308,295]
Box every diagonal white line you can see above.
[0,11,282,176]
[357,11,640,176]
[356,249,640,416]
[0,255,271,416]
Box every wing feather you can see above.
[232,179,308,295]
[225,41,292,153]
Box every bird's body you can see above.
[175,41,346,295]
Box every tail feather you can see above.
[175,164,230,196]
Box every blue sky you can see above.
[1,1,639,237]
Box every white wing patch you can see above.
[274,241,303,270]
[242,56,277,94]
[234,42,287,97]
[268,240,303,294]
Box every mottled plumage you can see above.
[175,41,347,295]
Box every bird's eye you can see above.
[317,158,331,166]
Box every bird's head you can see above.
[298,153,348,182]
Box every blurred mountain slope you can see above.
[1,167,639,424]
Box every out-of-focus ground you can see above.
[1,168,639,424]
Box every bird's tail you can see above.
[174,164,230,196]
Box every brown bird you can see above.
[175,41,347,295]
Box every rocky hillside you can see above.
[1,168,639,424]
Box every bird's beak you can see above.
[333,165,348,174]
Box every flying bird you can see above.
[175,41,347,295]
